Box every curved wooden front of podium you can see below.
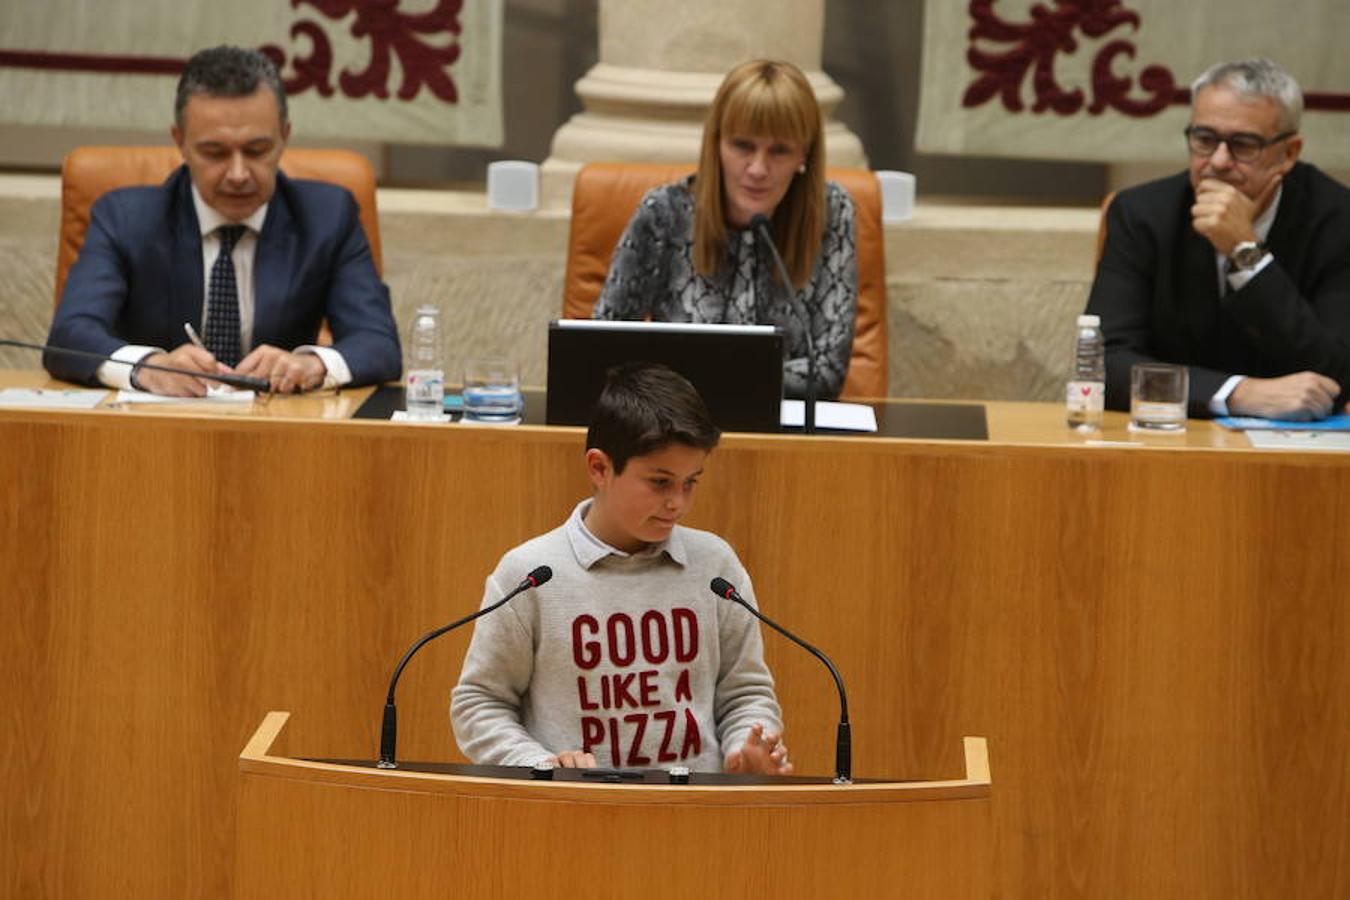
[236,713,992,898]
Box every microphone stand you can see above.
[1,338,271,393]
[750,215,817,434]
[379,566,552,769]
[711,578,851,783]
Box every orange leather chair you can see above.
[54,146,383,312]
[1096,190,1117,263]
[562,162,889,399]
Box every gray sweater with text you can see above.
[451,501,783,771]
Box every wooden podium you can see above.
[236,712,992,898]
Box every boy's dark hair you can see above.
[175,46,288,128]
[586,363,721,473]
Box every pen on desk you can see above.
[183,322,207,350]
[181,322,256,394]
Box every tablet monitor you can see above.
[545,320,785,433]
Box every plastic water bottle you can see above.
[405,304,445,421]
[1066,313,1105,432]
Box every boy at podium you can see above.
[452,363,792,774]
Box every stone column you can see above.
[539,0,867,209]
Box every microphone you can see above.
[710,576,851,784]
[749,213,817,434]
[1,338,271,393]
[378,565,553,769]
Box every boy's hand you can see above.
[549,750,598,768]
[724,722,793,775]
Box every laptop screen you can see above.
[545,320,785,433]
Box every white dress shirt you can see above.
[98,185,350,390]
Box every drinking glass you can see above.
[462,357,522,424]
[1129,363,1188,432]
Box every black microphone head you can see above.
[749,213,771,232]
[216,372,272,393]
[710,577,736,599]
[526,565,553,587]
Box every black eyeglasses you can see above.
[1184,125,1296,163]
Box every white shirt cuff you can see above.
[1208,375,1245,417]
[97,345,160,390]
[296,345,351,389]
[1225,252,1274,292]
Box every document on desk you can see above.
[115,387,256,404]
[0,388,108,409]
[780,399,878,432]
[1243,430,1350,451]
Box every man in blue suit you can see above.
[45,46,401,396]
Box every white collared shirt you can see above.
[1208,186,1281,416]
[565,498,688,570]
[192,185,268,355]
[97,185,350,390]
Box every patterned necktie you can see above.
[205,225,247,367]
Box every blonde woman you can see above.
[594,59,857,400]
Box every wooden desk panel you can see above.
[0,391,1346,898]
[0,368,375,418]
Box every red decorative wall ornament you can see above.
[0,0,466,107]
[962,0,1185,117]
[262,0,463,103]
[261,22,337,97]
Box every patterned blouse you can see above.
[593,177,858,399]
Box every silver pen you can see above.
[183,322,207,350]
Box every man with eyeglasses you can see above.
[1087,58,1350,420]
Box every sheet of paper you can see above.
[0,388,108,409]
[1244,430,1350,451]
[780,399,878,432]
[390,410,451,423]
[115,386,255,404]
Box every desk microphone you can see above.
[0,338,271,393]
[749,213,817,434]
[378,565,553,769]
[710,576,851,783]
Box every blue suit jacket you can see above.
[45,166,402,386]
[1086,161,1350,416]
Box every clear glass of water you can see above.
[462,357,522,424]
[1129,363,1188,432]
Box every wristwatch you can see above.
[1229,241,1267,271]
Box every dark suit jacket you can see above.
[1086,161,1350,416]
[45,166,402,386]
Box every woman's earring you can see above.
[797,164,807,174]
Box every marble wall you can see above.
[0,180,61,365]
